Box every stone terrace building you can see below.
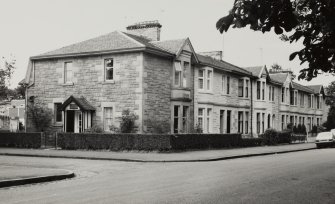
[22,21,328,137]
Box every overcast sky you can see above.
[0,0,333,88]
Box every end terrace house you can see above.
[22,21,327,136]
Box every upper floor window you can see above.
[262,82,265,100]
[238,79,244,97]
[221,75,225,93]
[105,59,114,81]
[183,61,189,87]
[268,85,275,101]
[174,61,182,87]
[281,87,285,103]
[294,91,298,106]
[198,69,204,90]
[245,79,249,98]
[64,62,73,83]
[226,76,230,94]
[300,92,304,107]
[257,81,261,100]
[308,95,312,108]
[206,70,212,91]
[198,68,213,91]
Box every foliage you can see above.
[292,125,298,134]
[190,123,203,133]
[27,102,52,132]
[324,106,335,130]
[311,125,318,133]
[216,0,335,81]
[145,118,170,134]
[0,56,16,99]
[119,109,138,133]
[325,81,335,106]
[260,129,279,145]
[271,63,283,71]
[85,124,104,133]
[286,123,293,131]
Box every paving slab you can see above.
[0,143,316,162]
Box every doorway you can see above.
[66,110,75,132]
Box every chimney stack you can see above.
[126,20,162,41]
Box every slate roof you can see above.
[292,82,314,93]
[196,54,252,76]
[32,31,173,59]
[60,96,95,111]
[244,66,263,77]
[151,39,187,55]
[269,73,289,84]
[306,85,323,94]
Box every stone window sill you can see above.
[62,82,74,86]
[103,80,115,84]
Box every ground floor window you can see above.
[281,115,285,130]
[238,111,243,133]
[54,103,62,123]
[220,110,224,133]
[104,107,113,132]
[174,105,189,133]
[226,110,231,133]
[257,113,260,134]
[197,107,211,133]
[245,112,249,134]
[262,113,265,133]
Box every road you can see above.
[0,148,334,204]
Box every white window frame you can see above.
[64,61,73,84]
[174,61,182,87]
[103,107,113,132]
[104,58,114,82]
[198,67,213,92]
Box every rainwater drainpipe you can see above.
[250,80,254,138]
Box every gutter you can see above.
[30,47,175,60]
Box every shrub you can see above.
[297,124,302,133]
[145,118,170,134]
[311,125,318,133]
[301,124,307,134]
[286,123,293,131]
[240,138,263,147]
[292,126,298,134]
[120,109,138,133]
[85,125,104,133]
[190,123,203,133]
[27,102,52,132]
[260,129,278,145]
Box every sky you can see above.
[0,0,333,88]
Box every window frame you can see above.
[103,107,113,132]
[64,61,73,84]
[54,103,63,123]
[104,58,114,82]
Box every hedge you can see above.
[57,133,244,151]
[0,132,42,148]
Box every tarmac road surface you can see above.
[0,148,334,204]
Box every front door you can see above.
[66,110,75,132]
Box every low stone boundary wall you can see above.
[0,132,42,148]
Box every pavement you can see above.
[0,142,316,162]
[0,166,74,188]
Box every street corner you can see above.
[0,166,75,188]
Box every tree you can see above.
[119,109,138,133]
[27,102,52,132]
[0,56,16,99]
[216,0,335,81]
[325,80,335,106]
[271,63,283,71]
[323,106,335,130]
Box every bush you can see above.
[292,126,298,134]
[240,138,263,147]
[190,123,203,133]
[311,125,318,133]
[260,129,278,145]
[287,123,293,131]
[145,118,170,134]
[0,132,41,148]
[85,125,104,133]
[120,109,138,133]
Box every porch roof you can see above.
[60,96,95,111]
